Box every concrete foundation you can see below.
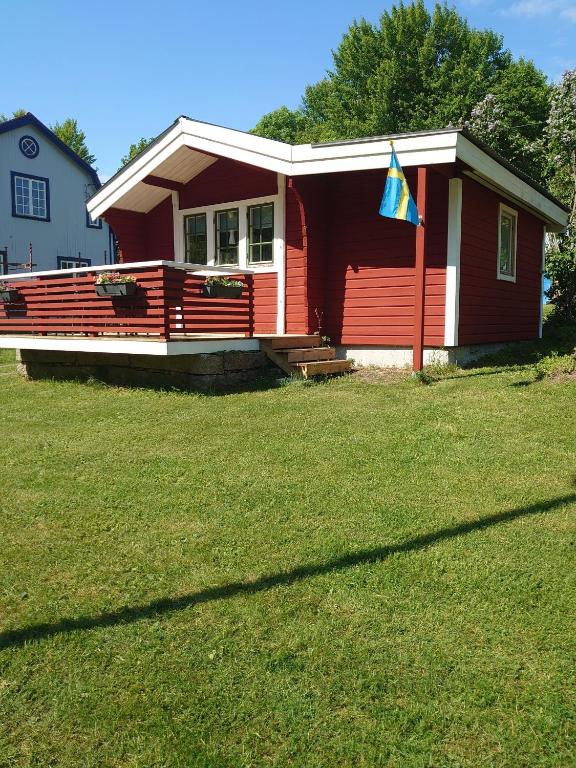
[337,342,510,368]
[16,348,275,392]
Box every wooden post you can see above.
[413,167,427,372]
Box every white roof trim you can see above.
[87,116,567,230]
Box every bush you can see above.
[534,351,576,380]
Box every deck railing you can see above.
[0,262,255,340]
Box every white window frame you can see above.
[59,259,90,270]
[176,193,281,273]
[497,203,518,283]
[12,173,49,221]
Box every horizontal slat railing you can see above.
[0,263,254,339]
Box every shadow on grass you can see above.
[462,320,576,373]
[2,493,575,651]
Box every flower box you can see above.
[0,289,20,303]
[202,283,243,299]
[95,282,138,297]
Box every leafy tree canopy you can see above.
[50,118,96,166]
[120,137,154,169]
[544,69,576,319]
[251,1,550,179]
[0,108,27,121]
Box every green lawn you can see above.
[1,322,575,767]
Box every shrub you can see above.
[534,351,576,380]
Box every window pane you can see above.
[184,213,207,264]
[215,208,239,265]
[499,212,515,276]
[248,203,274,264]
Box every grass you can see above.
[0,319,575,767]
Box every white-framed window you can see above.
[11,172,49,221]
[87,210,103,229]
[177,194,280,272]
[184,212,208,264]
[58,258,91,270]
[497,204,517,282]
[247,203,274,264]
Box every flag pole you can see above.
[413,168,427,372]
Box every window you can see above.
[19,136,39,158]
[215,208,239,265]
[498,204,517,281]
[11,172,49,221]
[58,258,91,270]
[248,203,274,264]
[184,213,207,264]
[87,210,103,229]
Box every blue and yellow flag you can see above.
[379,146,420,226]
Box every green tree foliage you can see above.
[0,108,28,122]
[120,137,154,168]
[51,118,96,166]
[544,69,576,319]
[251,1,549,178]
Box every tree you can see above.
[252,1,550,179]
[51,118,96,166]
[0,108,28,122]
[544,69,576,319]
[120,137,154,168]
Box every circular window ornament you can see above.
[19,135,39,158]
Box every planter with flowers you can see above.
[0,281,20,304]
[94,271,138,297]
[202,276,244,299]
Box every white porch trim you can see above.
[444,178,462,347]
[2,335,260,356]
[275,173,286,335]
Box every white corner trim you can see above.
[444,178,462,347]
[275,173,286,335]
[539,224,546,338]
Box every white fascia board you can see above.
[290,130,459,172]
[456,134,568,232]
[88,130,186,219]
[180,119,292,170]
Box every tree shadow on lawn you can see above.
[460,320,576,375]
[2,493,575,651]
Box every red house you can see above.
[0,117,568,385]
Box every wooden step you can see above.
[296,359,352,378]
[266,335,321,350]
[286,347,335,363]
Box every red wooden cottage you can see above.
[0,116,568,385]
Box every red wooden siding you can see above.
[251,272,277,335]
[318,169,447,346]
[0,266,261,338]
[179,158,277,209]
[459,177,543,344]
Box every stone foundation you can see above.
[16,348,275,392]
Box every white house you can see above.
[0,113,113,273]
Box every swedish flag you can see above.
[379,145,420,226]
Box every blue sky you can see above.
[1,0,574,179]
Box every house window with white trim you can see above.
[184,213,207,264]
[215,208,239,265]
[87,210,103,229]
[498,205,517,281]
[248,203,274,264]
[12,172,49,220]
[59,258,90,270]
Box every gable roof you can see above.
[87,115,568,232]
[0,112,100,187]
